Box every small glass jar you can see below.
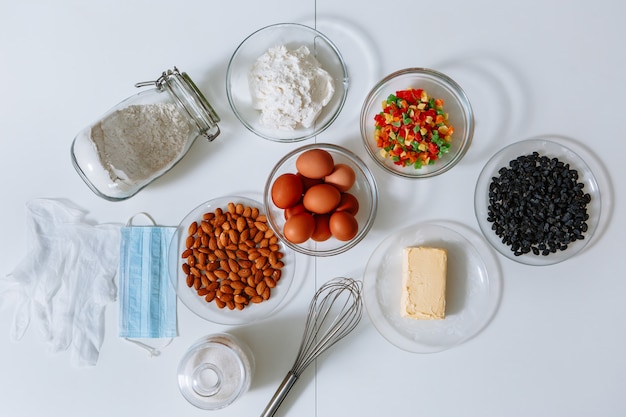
[71,67,220,201]
[178,333,254,410]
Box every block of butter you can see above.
[401,246,447,320]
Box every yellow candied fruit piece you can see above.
[379,148,388,158]
[417,103,426,110]
[418,143,427,151]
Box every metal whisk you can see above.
[260,277,363,417]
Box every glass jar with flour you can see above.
[71,67,220,201]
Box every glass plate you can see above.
[168,195,295,325]
[363,221,501,353]
[474,138,601,266]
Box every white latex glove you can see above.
[0,199,120,367]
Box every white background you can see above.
[1,1,624,416]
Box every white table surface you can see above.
[1,1,625,416]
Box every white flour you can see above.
[248,45,335,130]
[90,103,190,186]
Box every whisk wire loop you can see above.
[260,277,363,417]
[291,277,363,376]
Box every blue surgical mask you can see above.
[118,213,177,354]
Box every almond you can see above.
[188,221,198,236]
[265,276,276,288]
[200,221,212,234]
[213,269,228,280]
[256,281,267,296]
[231,281,246,290]
[182,202,286,311]
[262,287,271,300]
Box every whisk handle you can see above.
[260,371,299,417]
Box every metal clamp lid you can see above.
[136,67,221,141]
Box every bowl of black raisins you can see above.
[474,138,601,266]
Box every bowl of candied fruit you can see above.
[360,68,474,178]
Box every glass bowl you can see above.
[226,23,348,142]
[263,143,378,257]
[168,196,295,324]
[363,221,501,353]
[360,68,474,178]
[474,138,601,266]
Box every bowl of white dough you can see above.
[226,23,349,142]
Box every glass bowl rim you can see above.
[226,22,349,143]
[473,137,602,266]
[360,67,474,178]
[169,194,296,324]
[263,142,379,256]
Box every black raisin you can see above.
[486,152,590,257]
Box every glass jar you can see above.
[71,67,220,201]
[177,333,254,410]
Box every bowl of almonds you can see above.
[169,195,296,324]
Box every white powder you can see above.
[248,45,335,130]
[90,103,191,186]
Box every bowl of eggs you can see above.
[264,143,378,256]
[360,68,474,178]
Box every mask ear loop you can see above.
[126,212,157,227]
[123,212,175,358]
[126,338,173,357]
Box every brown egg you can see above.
[311,213,332,242]
[283,212,315,244]
[329,211,359,241]
[335,192,359,216]
[295,149,335,179]
[271,173,303,209]
[297,172,323,191]
[284,202,307,220]
[302,183,341,214]
[324,163,356,192]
